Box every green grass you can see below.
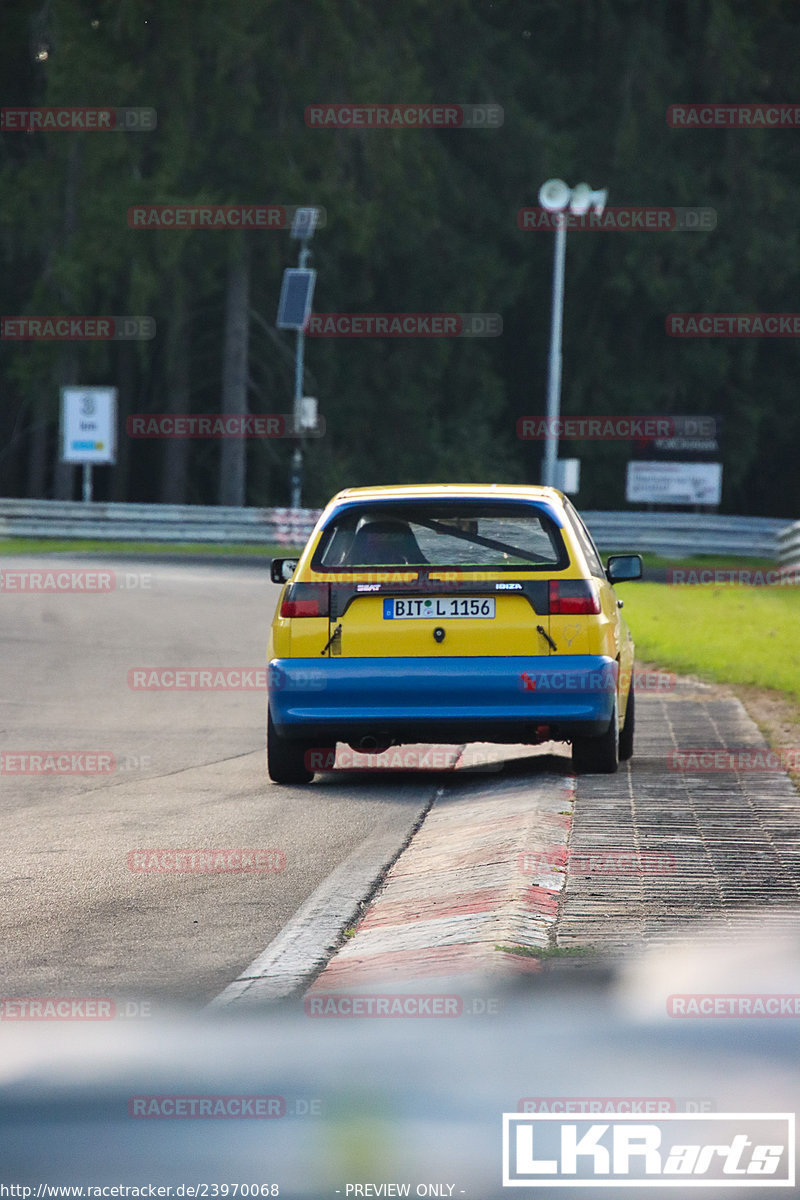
[623,582,800,699]
[0,538,300,558]
[600,551,778,572]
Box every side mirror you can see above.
[606,554,643,584]
[270,558,299,584]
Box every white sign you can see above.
[554,458,580,494]
[299,396,318,430]
[61,387,117,464]
[626,460,721,506]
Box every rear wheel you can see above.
[571,697,619,774]
[267,709,315,784]
[618,687,634,761]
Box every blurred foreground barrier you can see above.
[0,498,792,557]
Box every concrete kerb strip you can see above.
[307,766,575,994]
[211,679,800,1010]
[209,792,442,1009]
[210,747,575,1009]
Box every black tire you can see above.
[267,709,314,784]
[618,686,634,761]
[571,698,619,774]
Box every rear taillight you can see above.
[281,600,320,616]
[548,579,601,615]
[280,582,330,618]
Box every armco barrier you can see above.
[0,499,322,546]
[777,519,800,569]
[0,499,793,558]
[582,511,787,558]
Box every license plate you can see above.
[383,597,495,620]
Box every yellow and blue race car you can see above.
[267,484,641,783]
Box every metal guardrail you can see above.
[0,498,794,558]
[0,499,322,546]
[580,511,789,558]
[777,519,800,568]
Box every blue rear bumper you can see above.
[268,655,618,743]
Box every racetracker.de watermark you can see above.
[304,993,483,1017]
[1,106,156,131]
[305,103,503,128]
[622,669,677,692]
[668,104,800,127]
[126,414,324,438]
[127,204,327,229]
[517,416,715,440]
[0,997,115,1020]
[517,1098,710,1114]
[667,748,800,772]
[668,994,800,1017]
[309,571,465,588]
[0,998,152,1021]
[0,569,151,592]
[518,207,716,231]
[269,665,327,692]
[517,848,677,876]
[1,316,154,340]
[668,568,800,587]
[304,746,505,772]
[668,313,800,336]
[518,669,676,693]
[127,668,266,690]
[128,1095,285,1118]
[127,848,285,873]
[305,313,501,337]
[0,752,115,775]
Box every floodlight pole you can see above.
[291,239,311,510]
[539,179,607,489]
[542,214,566,489]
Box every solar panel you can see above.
[276,268,316,330]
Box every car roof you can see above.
[328,483,567,505]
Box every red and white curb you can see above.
[307,750,575,994]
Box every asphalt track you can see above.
[0,557,439,1007]
[3,556,797,1016]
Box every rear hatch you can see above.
[303,502,569,658]
[327,574,553,657]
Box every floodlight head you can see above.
[568,183,608,216]
[569,183,593,216]
[538,178,571,212]
[589,188,608,216]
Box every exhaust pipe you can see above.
[348,735,393,753]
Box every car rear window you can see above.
[312,503,567,571]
